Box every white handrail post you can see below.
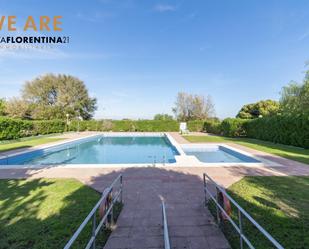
[203,172,284,249]
[91,214,96,249]
[162,201,171,249]
[110,196,114,227]
[238,210,244,249]
[215,189,220,223]
[120,175,123,204]
[63,174,123,249]
[203,173,207,206]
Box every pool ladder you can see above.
[150,155,166,166]
[0,155,9,165]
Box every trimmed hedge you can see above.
[204,116,309,148]
[0,118,206,139]
[133,120,179,132]
[33,120,66,135]
[187,120,205,132]
[69,120,179,132]
[221,118,248,137]
[1,116,307,148]
[69,120,209,132]
[245,115,309,148]
[203,120,222,134]
[70,120,209,132]
[69,120,105,132]
[0,118,180,140]
[0,117,65,140]
[0,117,32,140]
[111,120,179,132]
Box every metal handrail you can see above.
[162,201,171,249]
[64,174,123,249]
[203,173,284,249]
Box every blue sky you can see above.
[0,0,308,119]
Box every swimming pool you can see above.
[0,135,180,166]
[183,145,260,163]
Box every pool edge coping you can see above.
[0,132,284,169]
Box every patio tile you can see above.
[1,132,308,249]
[101,166,231,249]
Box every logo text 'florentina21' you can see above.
[0,16,62,31]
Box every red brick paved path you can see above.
[97,168,230,249]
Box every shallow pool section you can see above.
[0,135,180,166]
[183,145,260,163]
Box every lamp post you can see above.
[66,114,70,132]
[77,115,83,133]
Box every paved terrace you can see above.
[0,132,309,249]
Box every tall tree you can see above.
[16,74,97,120]
[280,71,309,115]
[236,99,280,119]
[0,98,6,116]
[153,113,174,120]
[5,98,31,119]
[172,92,215,121]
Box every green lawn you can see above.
[0,137,65,153]
[184,135,309,165]
[0,179,117,249]
[215,176,309,249]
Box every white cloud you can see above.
[154,4,176,12]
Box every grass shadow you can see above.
[207,176,309,249]
[0,178,101,249]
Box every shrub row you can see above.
[220,118,247,137]
[0,118,182,140]
[69,120,206,132]
[245,115,309,148]
[0,117,32,140]
[203,118,247,137]
[202,116,309,148]
[69,120,179,132]
[203,119,222,134]
[1,116,307,148]
[32,120,66,135]
[0,117,66,140]
[187,120,205,132]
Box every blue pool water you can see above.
[0,136,180,165]
[184,146,260,163]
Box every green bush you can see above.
[69,120,102,131]
[32,120,66,135]
[68,120,179,132]
[202,116,309,148]
[112,120,137,132]
[0,117,66,140]
[0,118,180,140]
[1,116,308,148]
[0,117,33,140]
[203,120,222,134]
[245,115,309,148]
[133,120,178,132]
[187,120,205,132]
[221,118,248,137]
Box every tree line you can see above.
[0,74,97,120]
[0,68,308,121]
[169,69,309,121]
[236,70,309,119]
